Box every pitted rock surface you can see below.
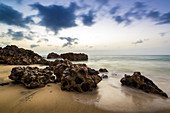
[120,72,168,98]
[9,67,56,88]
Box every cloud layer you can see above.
[0,3,33,28]
[59,37,78,47]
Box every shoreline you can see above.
[1,65,170,113]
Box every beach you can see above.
[0,55,170,113]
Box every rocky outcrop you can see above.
[99,68,108,72]
[54,59,102,92]
[60,53,88,61]
[9,67,56,88]
[47,52,60,59]
[120,72,168,98]
[0,45,48,65]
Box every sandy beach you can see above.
[1,65,170,113]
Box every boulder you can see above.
[99,68,108,72]
[120,72,168,98]
[47,52,61,59]
[0,45,49,65]
[60,52,88,61]
[102,74,108,78]
[9,67,56,88]
[54,59,102,92]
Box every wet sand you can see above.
[0,65,170,113]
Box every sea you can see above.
[1,55,170,112]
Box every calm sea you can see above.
[72,55,170,76]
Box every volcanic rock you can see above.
[54,59,102,92]
[60,52,88,61]
[47,52,61,59]
[120,72,168,98]
[9,66,56,88]
[0,45,48,65]
[99,68,108,72]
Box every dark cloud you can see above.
[30,44,39,48]
[59,37,78,47]
[0,3,33,28]
[132,40,143,44]
[81,10,96,26]
[111,2,170,26]
[37,38,49,43]
[110,5,120,15]
[112,2,147,25]
[30,2,79,34]
[0,29,34,40]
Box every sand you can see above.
[0,65,170,113]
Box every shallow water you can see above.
[1,55,170,113]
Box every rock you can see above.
[99,68,108,72]
[9,67,56,88]
[54,59,102,92]
[0,82,9,86]
[102,74,108,78]
[47,52,61,59]
[88,68,99,75]
[0,45,49,65]
[120,72,168,98]
[60,52,88,61]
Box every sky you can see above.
[0,0,170,55]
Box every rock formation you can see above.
[120,72,168,98]
[0,45,48,65]
[53,59,102,92]
[60,52,88,61]
[99,68,108,72]
[47,52,61,59]
[9,67,56,88]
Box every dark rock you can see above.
[88,68,99,75]
[120,72,168,98]
[54,59,102,92]
[99,68,108,72]
[47,52,61,59]
[9,66,56,88]
[0,45,49,65]
[60,52,88,61]
[0,82,9,86]
[102,74,108,79]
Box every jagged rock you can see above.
[54,59,102,92]
[99,68,108,72]
[88,68,99,75]
[60,52,88,61]
[120,72,168,98]
[9,67,56,88]
[0,45,49,65]
[102,74,108,79]
[47,52,61,59]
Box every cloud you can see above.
[30,44,39,48]
[132,39,149,44]
[111,2,170,26]
[112,2,147,25]
[30,2,79,34]
[81,10,96,26]
[0,41,10,47]
[59,37,78,47]
[160,32,166,37]
[132,40,143,44]
[37,38,49,43]
[110,5,120,15]
[0,29,34,40]
[0,3,34,28]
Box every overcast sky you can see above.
[0,0,170,55]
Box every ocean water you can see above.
[73,55,170,76]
